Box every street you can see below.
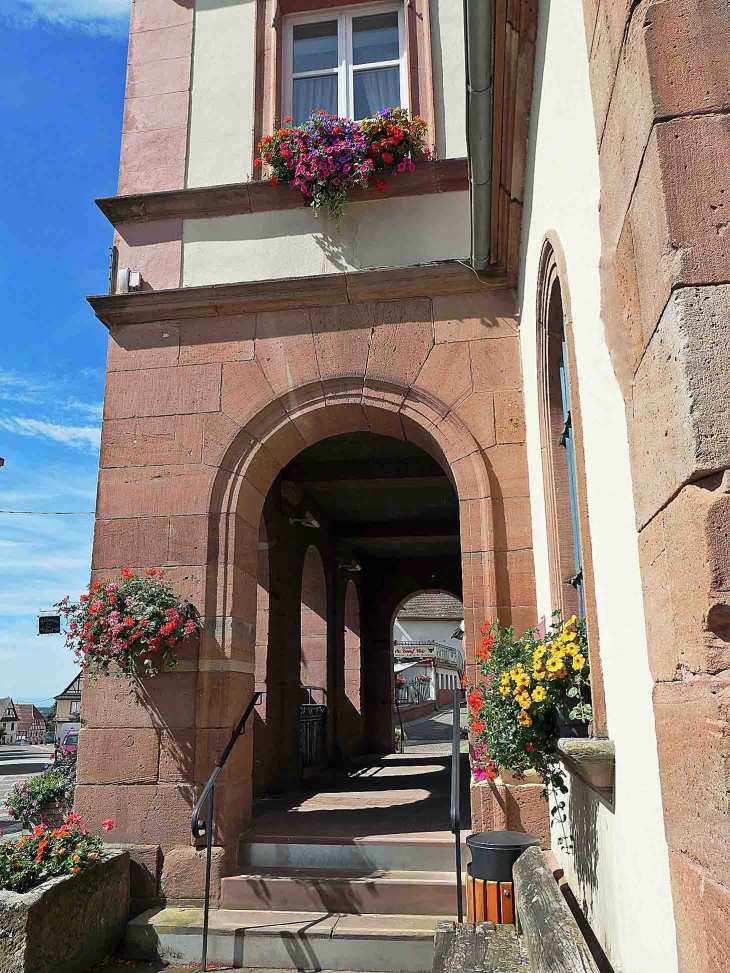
[0,744,54,837]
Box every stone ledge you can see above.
[97,158,469,226]
[557,737,615,807]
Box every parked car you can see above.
[56,731,78,757]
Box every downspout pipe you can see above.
[463,0,495,272]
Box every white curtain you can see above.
[293,76,338,125]
[354,67,400,119]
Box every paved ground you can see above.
[0,744,54,837]
[402,703,469,757]
[90,965,373,972]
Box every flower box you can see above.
[0,849,129,973]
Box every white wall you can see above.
[186,0,466,192]
[518,2,678,972]
[187,0,256,189]
[182,190,470,285]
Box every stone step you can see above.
[239,833,470,874]
[221,868,464,916]
[125,907,445,972]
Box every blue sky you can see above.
[0,0,131,703]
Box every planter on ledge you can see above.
[0,849,129,973]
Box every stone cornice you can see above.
[557,737,616,808]
[87,260,512,328]
[96,158,469,227]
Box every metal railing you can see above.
[191,690,262,972]
[449,686,464,923]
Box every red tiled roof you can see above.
[397,593,463,619]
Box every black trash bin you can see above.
[466,830,541,883]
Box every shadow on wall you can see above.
[568,776,600,918]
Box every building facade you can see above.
[0,699,19,744]
[54,673,83,743]
[77,1,730,970]
[15,704,47,745]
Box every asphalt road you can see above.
[0,744,54,836]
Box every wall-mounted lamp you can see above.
[289,511,320,529]
[338,558,361,572]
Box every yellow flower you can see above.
[546,657,563,673]
[533,645,546,661]
[73,854,80,864]
[532,686,547,702]
[518,711,532,727]
[533,667,547,681]
[499,685,511,697]
[515,672,531,688]
[572,654,586,671]
[516,693,531,710]
[550,644,566,658]
[562,630,577,642]
[565,615,577,627]
[548,665,568,680]
[565,643,579,657]
[501,672,511,686]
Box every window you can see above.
[557,327,585,617]
[70,701,81,715]
[283,4,407,124]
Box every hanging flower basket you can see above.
[55,568,200,680]
[256,107,428,225]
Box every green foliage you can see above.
[0,815,110,894]
[6,755,76,828]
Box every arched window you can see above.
[536,237,606,731]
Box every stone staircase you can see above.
[125,832,467,971]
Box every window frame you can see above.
[282,2,409,125]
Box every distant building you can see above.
[0,698,19,744]
[15,704,47,745]
[54,673,83,742]
[393,593,464,701]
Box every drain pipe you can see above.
[463,0,495,272]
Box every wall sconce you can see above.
[289,511,320,529]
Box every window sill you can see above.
[557,737,615,808]
[96,158,468,227]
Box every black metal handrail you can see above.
[450,686,464,923]
[191,690,262,972]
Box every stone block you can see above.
[485,444,530,499]
[588,0,634,143]
[668,850,730,973]
[123,91,189,138]
[157,729,196,783]
[92,517,169,570]
[494,390,525,443]
[122,844,162,901]
[199,615,256,665]
[221,360,281,428]
[413,341,473,410]
[631,286,730,527]
[433,290,518,343]
[107,321,180,373]
[75,784,196,850]
[131,0,194,33]
[469,337,522,391]
[310,304,374,380]
[128,23,193,64]
[0,851,129,973]
[134,364,222,418]
[100,414,203,468]
[80,672,198,732]
[366,300,434,387]
[493,497,532,552]
[114,221,183,292]
[196,671,256,729]
[97,465,215,519]
[126,57,191,100]
[654,677,730,886]
[77,728,160,785]
[453,392,497,450]
[161,846,225,905]
[118,129,187,195]
[256,309,321,398]
[498,779,550,847]
[180,314,255,365]
[200,411,243,469]
[493,550,537,607]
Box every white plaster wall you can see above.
[429,0,467,159]
[186,0,466,191]
[182,191,470,285]
[187,0,256,189]
[518,2,678,972]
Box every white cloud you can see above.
[0,417,101,451]
[3,0,130,34]
[63,400,104,421]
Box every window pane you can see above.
[353,66,400,118]
[293,21,338,74]
[293,74,338,124]
[353,12,399,65]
